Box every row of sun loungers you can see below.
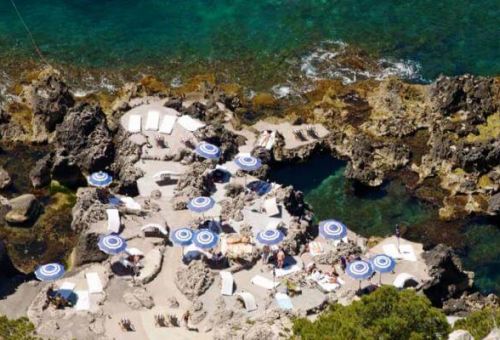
[127,111,205,134]
[54,272,104,311]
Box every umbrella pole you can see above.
[379,272,382,285]
[359,280,362,291]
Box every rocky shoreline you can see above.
[0,66,498,338]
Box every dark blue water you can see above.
[0,0,498,83]
[268,154,500,295]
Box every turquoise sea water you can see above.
[0,0,499,83]
[268,155,500,295]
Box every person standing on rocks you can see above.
[395,224,401,252]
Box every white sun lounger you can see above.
[383,244,417,262]
[127,114,142,133]
[275,293,293,310]
[74,290,90,311]
[236,292,257,312]
[86,272,103,294]
[145,110,160,131]
[399,244,417,262]
[307,273,344,292]
[141,223,168,236]
[120,196,141,211]
[219,271,234,296]
[309,241,324,257]
[152,170,183,181]
[125,247,144,257]
[275,264,302,278]
[159,115,177,134]
[251,275,280,290]
[263,197,280,217]
[177,115,205,132]
[106,209,120,233]
[393,273,418,289]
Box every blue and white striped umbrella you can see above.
[87,171,113,188]
[256,229,284,246]
[319,219,347,240]
[346,260,373,280]
[234,155,262,172]
[170,227,195,246]
[187,196,215,213]
[98,234,127,255]
[193,230,219,249]
[195,142,221,159]
[35,263,65,281]
[370,254,396,273]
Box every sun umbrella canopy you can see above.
[370,254,396,273]
[35,263,65,281]
[187,196,215,213]
[234,155,262,172]
[347,260,373,280]
[195,142,221,159]
[98,234,127,255]
[170,227,195,246]
[87,171,113,188]
[256,229,284,246]
[193,230,219,249]
[318,219,347,240]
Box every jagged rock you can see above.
[194,124,246,162]
[5,194,40,224]
[484,328,500,340]
[123,287,155,310]
[220,196,245,222]
[422,244,472,306]
[442,292,499,316]
[167,297,179,308]
[54,103,114,173]
[0,166,11,189]
[0,107,10,124]
[173,161,214,209]
[488,192,500,214]
[111,128,142,195]
[274,186,308,217]
[26,68,75,142]
[188,300,207,325]
[29,153,53,188]
[164,97,183,111]
[175,261,213,300]
[224,183,244,198]
[315,241,363,265]
[281,218,310,255]
[448,330,474,340]
[136,247,164,284]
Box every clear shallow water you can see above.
[268,154,500,294]
[0,0,499,83]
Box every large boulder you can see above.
[29,153,53,188]
[175,261,213,300]
[442,292,499,316]
[54,103,114,173]
[422,244,472,306]
[4,194,40,225]
[123,287,155,310]
[173,161,215,209]
[110,128,142,195]
[194,124,246,162]
[0,166,11,189]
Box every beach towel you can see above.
[74,290,90,311]
[309,241,324,257]
[106,209,120,233]
[382,244,404,260]
[251,275,280,290]
[120,196,141,211]
[275,264,302,278]
[177,115,205,132]
[236,292,257,312]
[220,271,234,296]
[275,293,293,310]
[159,115,177,134]
[382,244,417,262]
[263,197,280,217]
[145,110,160,131]
[399,244,417,262]
[127,114,142,133]
[86,272,103,294]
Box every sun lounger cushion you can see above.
[106,209,120,233]
[127,114,142,133]
[159,115,177,134]
[263,197,280,217]
[86,272,103,294]
[220,271,234,296]
[275,264,302,277]
[120,196,141,211]
[251,275,280,290]
[74,290,90,311]
[275,293,293,310]
[236,292,257,312]
[177,115,205,132]
[307,272,342,292]
[309,241,324,257]
[393,273,418,288]
[145,110,160,131]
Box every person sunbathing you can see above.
[276,249,285,268]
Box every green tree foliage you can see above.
[453,307,499,339]
[292,286,450,340]
[0,316,39,340]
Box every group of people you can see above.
[261,245,286,268]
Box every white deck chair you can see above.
[145,110,160,131]
[236,292,257,312]
[127,114,142,133]
[251,275,280,290]
[152,170,182,182]
[141,223,168,236]
[106,209,120,233]
[125,247,144,257]
[85,272,103,294]
[393,273,418,289]
[263,197,280,217]
[275,264,302,277]
[159,115,177,134]
[275,293,293,310]
[177,115,205,132]
[74,290,90,311]
[219,271,234,296]
[120,196,141,211]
